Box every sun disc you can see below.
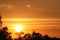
[15,25,22,32]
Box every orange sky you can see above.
[2,18,60,38]
[0,0,60,38]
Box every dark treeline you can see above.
[0,27,60,40]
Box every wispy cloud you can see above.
[0,4,13,9]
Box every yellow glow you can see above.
[15,25,23,32]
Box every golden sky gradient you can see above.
[2,18,60,38]
[0,0,60,38]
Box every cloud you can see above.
[0,4,13,9]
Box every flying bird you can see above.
[25,0,32,8]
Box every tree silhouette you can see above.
[0,27,12,40]
[0,27,60,40]
[13,31,60,40]
[17,35,23,40]
[23,33,32,40]
[32,31,43,40]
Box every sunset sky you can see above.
[0,0,60,38]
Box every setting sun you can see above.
[15,25,23,32]
[0,0,60,39]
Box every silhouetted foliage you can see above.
[0,27,12,40]
[14,38,18,40]
[16,31,60,40]
[43,35,52,40]
[32,31,43,40]
[18,35,23,40]
[0,27,60,40]
[23,33,32,40]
